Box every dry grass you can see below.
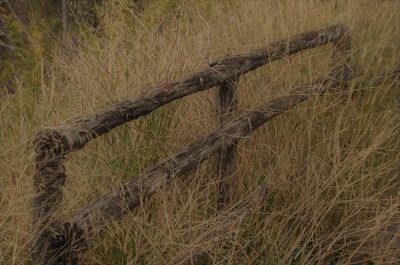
[1,0,400,264]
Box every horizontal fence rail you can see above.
[71,68,354,240]
[36,23,349,152]
[32,23,400,264]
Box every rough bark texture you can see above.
[217,78,239,211]
[31,24,352,264]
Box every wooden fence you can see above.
[31,23,399,264]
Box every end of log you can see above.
[31,222,87,265]
[33,125,91,158]
[34,128,71,161]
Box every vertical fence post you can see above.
[31,130,73,264]
[216,77,239,211]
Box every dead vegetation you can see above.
[1,0,400,264]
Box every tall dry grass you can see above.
[1,0,399,264]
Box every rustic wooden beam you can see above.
[216,77,239,211]
[37,23,349,154]
[31,130,69,264]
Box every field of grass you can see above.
[1,0,399,264]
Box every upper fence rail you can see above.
[34,23,350,154]
[32,23,360,265]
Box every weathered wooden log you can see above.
[66,67,353,248]
[31,130,69,264]
[216,78,239,211]
[38,23,349,154]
